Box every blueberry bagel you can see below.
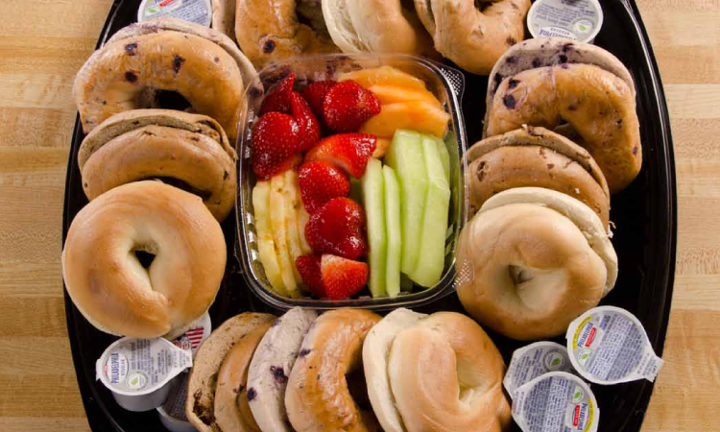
[186,312,276,432]
[73,17,256,140]
[78,109,237,222]
[466,126,611,229]
[484,37,641,193]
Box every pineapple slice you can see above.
[281,170,304,283]
[252,181,287,296]
[269,174,299,297]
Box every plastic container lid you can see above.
[566,306,664,385]
[527,0,604,44]
[512,371,599,432]
[137,0,212,27]
[504,341,574,399]
[96,337,193,412]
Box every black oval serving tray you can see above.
[62,0,677,430]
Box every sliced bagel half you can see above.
[78,109,237,222]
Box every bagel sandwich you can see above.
[466,126,611,229]
[483,37,641,193]
[78,109,237,222]
[186,312,276,432]
[74,17,257,140]
[457,187,618,340]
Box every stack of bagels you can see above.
[457,37,642,340]
[63,18,257,338]
[187,307,510,432]
[211,0,532,74]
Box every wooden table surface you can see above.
[1,1,718,430]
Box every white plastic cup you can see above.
[527,0,604,44]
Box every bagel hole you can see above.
[134,250,156,269]
[346,368,372,411]
[508,265,533,285]
[154,90,193,111]
[475,0,493,12]
[145,177,212,200]
[296,0,331,37]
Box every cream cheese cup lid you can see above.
[504,341,575,399]
[512,371,599,432]
[138,0,212,27]
[565,306,664,385]
[169,312,212,358]
[96,337,193,397]
[527,0,604,44]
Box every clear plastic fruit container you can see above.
[235,53,468,311]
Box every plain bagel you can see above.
[186,312,276,432]
[414,0,531,74]
[74,17,255,140]
[457,187,618,340]
[61,181,227,338]
[285,308,381,432]
[322,0,436,57]
[78,109,237,222]
[484,37,641,193]
[466,126,611,229]
[235,0,338,68]
[384,310,511,432]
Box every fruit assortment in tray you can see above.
[61,0,676,431]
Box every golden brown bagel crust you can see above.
[211,0,237,41]
[486,64,641,193]
[467,127,610,228]
[388,312,511,432]
[79,122,237,222]
[187,313,276,432]
[73,30,244,139]
[214,319,274,432]
[61,181,226,338]
[235,0,338,68]
[285,309,381,432]
[457,202,607,340]
[414,0,531,74]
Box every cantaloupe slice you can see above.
[359,102,450,139]
[339,65,427,91]
[368,84,442,109]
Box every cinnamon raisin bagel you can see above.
[285,309,381,432]
[235,0,339,68]
[78,110,237,222]
[484,38,641,193]
[74,18,255,140]
[467,126,610,229]
[414,0,531,74]
[61,181,227,339]
[457,187,618,340]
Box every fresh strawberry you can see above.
[304,134,377,178]
[296,253,368,299]
[259,73,295,115]
[321,254,368,299]
[298,161,350,213]
[251,112,300,179]
[296,254,325,297]
[302,80,336,121]
[289,91,321,151]
[323,80,381,132]
[305,197,367,259]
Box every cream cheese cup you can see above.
[96,337,193,412]
[157,312,212,431]
[566,306,664,385]
[512,371,599,432]
[138,0,212,27]
[504,342,574,399]
[527,0,604,44]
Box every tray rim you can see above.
[60,0,678,430]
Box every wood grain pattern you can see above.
[0,1,718,431]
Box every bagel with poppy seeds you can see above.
[484,37,641,193]
[457,187,618,340]
[466,126,611,229]
[74,17,256,140]
[235,0,339,68]
[414,0,531,75]
[78,109,237,222]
